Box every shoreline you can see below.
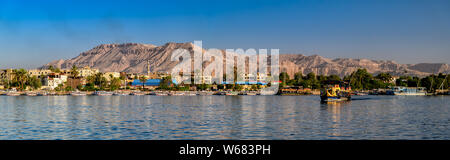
[0,90,448,97]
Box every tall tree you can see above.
[376,73,393,83]
[349,69,372,90]
[14,69,28,91]
[70,65,79,78]
[139,76,147,90]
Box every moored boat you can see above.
[130,91,146,96]
[245,91,258,96]
[197,91,214,96]
[169,92,184,96]
[6,91,21,96]
[93,91,113,96]
[26,92,38,96]
[225,91,238,96]
[386,86,427,96]
[113,91,130,96]
[37,92,48,96]
[155,92,168,96]
[71,91,87,96]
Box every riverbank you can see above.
[0,90,448,96]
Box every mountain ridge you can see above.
[41,42,450,78]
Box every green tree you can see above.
[396,76,409,87]
[234,84,243,91]
[159,76,172,90]
[279,72,290,87]
[420,76,434,92]
[27,75,42,90]
[376,73,393,83]
[327,75,341,81]
[65,86,74,91]
[407,77,420,87]
[14,69,28,91]
[139,76,147,90]
[348,69,372,90]
[293,72,303,86]
[250,84,258,91]
[70,65,79,78]
[110,78,122,91]
[217,84,225,90]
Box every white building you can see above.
[42,74,67,90]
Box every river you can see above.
[0,95,449,139]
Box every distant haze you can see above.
[0,0,449,69]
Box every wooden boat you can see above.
[37,92,48,96]
[320,80,352,102]
[93,91,113,96]
[197,91,213,96]
[113,91,130,96]
[26,92,38,96]
[6,91,21,96]
[169,92,184,96]
[71,91,87,96]
[155,92,168,96]
[225,91,238,96]
[130,91,146,96]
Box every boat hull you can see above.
[393,92,426,96]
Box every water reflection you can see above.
[0,95,449,139]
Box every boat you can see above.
[71,91,87,96]
[113,92,130,96]
[184,91,197,96]
[155,92,168,96]
[320,80,352,102]
[225,91,238,96]
[354,91,368,96]
[6,91,21,96]
[25,92,38,96]
[197,91,214,96]
[214,91,226,95]
[386,86,426,96]
[130,91,146,96]
[169,92,184,96]
[246,91,258,96]
[37,92,48,96]
[93,91,113,96]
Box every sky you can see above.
[0,0,449,69]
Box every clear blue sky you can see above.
[0,0,449,69]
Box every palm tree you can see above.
[70,65,79,78]
[14,69,28,91]
[139,76,147,90]
[69,65,79,89]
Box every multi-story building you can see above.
[0,69,15,82]
[103,72,121,81]
[42,73,67,90]
[61,66,99,78]
[28,69,52,78]
[79,66,99,77]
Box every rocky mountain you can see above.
[41,42,450,78]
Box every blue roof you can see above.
[131,79,161,86]
[223,81,267,85]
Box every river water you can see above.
[0,95,449,140]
